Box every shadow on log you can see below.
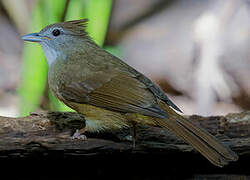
[0,111,250,179]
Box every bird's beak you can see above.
[21,32,51,42]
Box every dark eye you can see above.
[52,29,60,36]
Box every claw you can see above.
[71,129,87,140]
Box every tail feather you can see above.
[156,101,238,167]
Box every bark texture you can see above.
[0,111,249,179]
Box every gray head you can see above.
[22,19,91,66]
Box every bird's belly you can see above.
[68,102,130,132]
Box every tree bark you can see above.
[0,111,249,179]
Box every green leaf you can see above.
[18,0,66,116]
[18,1,47,116]
[19,0,114,116]
[84,0,113,46]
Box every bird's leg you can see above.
[125,113,138,148]
[71,127,87,140]
[131,122,137,148]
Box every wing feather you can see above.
[60,69,168,119]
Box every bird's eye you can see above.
[52,29,60,36]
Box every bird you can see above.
[22,19,238,167]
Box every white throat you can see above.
[41,43,61,67]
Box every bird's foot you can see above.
[124,135,132,141]
[71,129,87,140]
[123,135,136,148]
[122,123,137,148]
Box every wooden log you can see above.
[0,111,249,179]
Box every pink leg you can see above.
[71,127,87,140]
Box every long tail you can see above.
[155,101,238,167]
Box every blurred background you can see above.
[0,0,249,117]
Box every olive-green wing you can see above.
[60,69,168,119]
[126,67,182,113]
[106,53,182,113]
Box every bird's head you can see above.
[22,19,90,66]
